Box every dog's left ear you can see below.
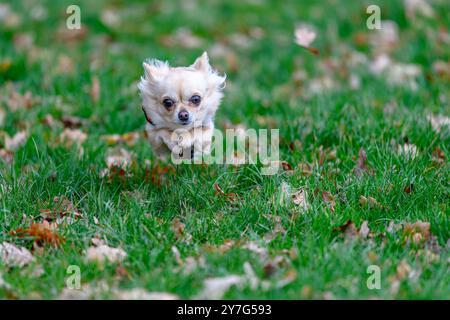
[191,52,210,72]
[192,52,226,90]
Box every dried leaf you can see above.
[59,128,87,148]
[105,147,133,169]
[404,184,414,194]
[359,195,382,209]
[242,241,268,261]
[85,240,127,265]
[4,131,27,151]
[159,27,202,48]
[196,275,245,299]
[396,259,411,280]
[56,55,74,74]
[403,220,430,244]
[354,148,373,176]
[170,218,185,240]
[147,163,175,186]
[337,220,358,239]
[275,269,297,289]
[214,183,237,202]
[404,0,435,19]
[281,161,293,172]
[10,221,64,247]
[359,221,370,239]
[39,195,82,224]
[56,25,87,43]
[89,76,100,103]
[101,132,140,146]
[292,188,309,210]
[297,162,312,176]
[61,115,84,129]
[0,108,5,127]
[6,90,34,111]
[321,191,335,212]
[0,242,34,268]
[203,239,236,254]
[398,143,418,159]
[294,25,318,55]
[431,147,445,165]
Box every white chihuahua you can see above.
[138,52,226,159]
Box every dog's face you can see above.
[138,52,226,130]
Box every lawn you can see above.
[0,0,449,299]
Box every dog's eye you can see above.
[162,98,174,109]
[189,95,201,106]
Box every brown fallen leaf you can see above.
[0,242,34,268]
[403,221,430,245]
[4,130,27,151]
[292,188,309,211]
[431,147,445,165]
[242,241,269,261]
[195,275,245,299]
[89,76,100,103]
[387,220,403,234]
[0,108,5,127]
[318,146,337,166]
[335,220,371,241]
[263,256,287,278]
[170,218,185,240]
[85,238,127,265]
[359,195,383,209]
[396,259,412,280]
[6,90,34,111]
[214,183,237,202]
[159,27,203,49]
[275,269,297,289]
[359,221,370,239]
[61,115,84,128]
[170,218,192,243]
[59,128,87,149]
[404,184,414,194]
[353,148,374,176]
[398,143,418,159]
[297,162,313,176]
[56,25,87,43]
[0,149,13,163]
[281,161,294,172]
[202,239,237,255]
[101,132,140,146]
[337,220,358,239]
[42,114,56,127]
[39,195,82,224]
[144,162,175,186]
[104,147,133,170]
[294,25,319,55]
[427,114,450,133]
[56,55,74,75]
[10,221,64,247]
[321,191,336,212]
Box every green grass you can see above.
[0,0,449,299]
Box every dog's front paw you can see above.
[176,132,194,149]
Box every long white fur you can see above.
[138,52,226,158]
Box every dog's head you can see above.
[138,52,226,129]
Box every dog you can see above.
[138,52,226,160]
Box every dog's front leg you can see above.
[190,124,214,158]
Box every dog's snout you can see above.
[178,110,190,122]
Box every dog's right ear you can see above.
[143,59,169,82]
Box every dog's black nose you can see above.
[178,110,189,122]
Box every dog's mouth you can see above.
[179,120,192,126]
